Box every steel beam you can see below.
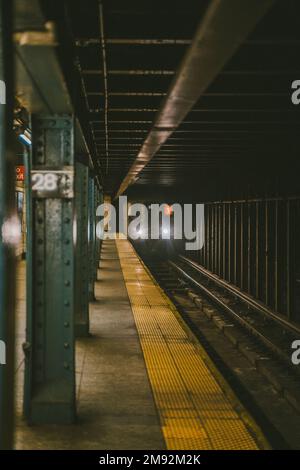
[255,202,260,299]
[75,162,89,337]
[246,203,250,294]
[115,0,275,198]
[233,204,237,284]
[286,201,291,318]
[274,200,279,312]
[88,93,166,97]
[23,140,33,422]
[0,0,15,450]
[95,187,103,267]
[77,38,192,46]
[24,115,76,424]
[227,204,232,282]
[222,204,226,279]
[93,185,99,282]
[83,69,175,76]
[265,201,269,304]
[88,177,96,301]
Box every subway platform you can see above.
[14,239,267,450]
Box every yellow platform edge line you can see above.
[115,239,270,451]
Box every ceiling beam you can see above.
[83,69,175,76]
[76,38,192,46]
[82,69,299,77]
[114,0,275,198]
[87,92,166,96]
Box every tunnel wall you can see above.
[188,198,300,324]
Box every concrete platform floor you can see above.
[14,240,165,449]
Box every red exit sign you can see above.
[16,165,25,182]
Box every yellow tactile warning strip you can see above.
[116,239,268,450]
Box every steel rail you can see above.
[179,255,300,337]
[169,259,298,369]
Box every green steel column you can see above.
[93,185,99,282]
[95,187,103,262]
[94,186,99,272]
[23,144,32,420]
[0,0,15,450]
[24,115,76,424]
[88,176,96,301]
[75,162,89,337]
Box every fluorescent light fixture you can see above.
[18,133,32,146]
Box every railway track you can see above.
[172,255,300,372]
[144,253,300,375]
[137,249,300,449]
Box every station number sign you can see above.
[31,167,74,198]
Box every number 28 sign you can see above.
[31,167,74,198]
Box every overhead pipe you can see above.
[98,0,109,176]
[115,0,275,199]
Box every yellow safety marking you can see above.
[116,239,269,450]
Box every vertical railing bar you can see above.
[274,200,279,311]
[223,203,226,279]
[218,204,221,276]
[247,202,251,294]
[240,203,244,290]
[228,203,231,282]
[286,200,291,319]
[234,203,237,285]
[265,200,269,305]
[212,204,215,273]
[255,201,259,299]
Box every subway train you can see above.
[128,205,185,259]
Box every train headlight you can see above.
[162,227,171,239]
[136,227,147,238]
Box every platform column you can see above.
[95,187,103,262]
[75,162,89,336]
[93,185,100,281]
[0,0,15,450]
[24,115,76,424]
[88,176,96,300]
[23,140,33,420]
